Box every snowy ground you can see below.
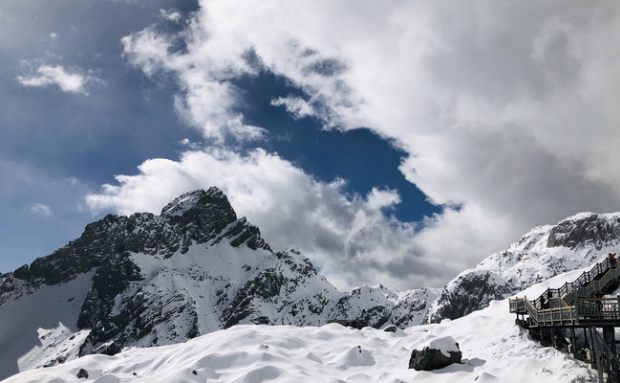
[3,270,597,383]
[0,272,93,378]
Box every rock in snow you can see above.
[76,368,88,379]
[408,336,462,371]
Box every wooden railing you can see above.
[526,258,617,311]
[594,330,620,381]
[509,258,620,327]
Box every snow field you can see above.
[3,294,596,383]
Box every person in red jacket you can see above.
[609,253,617,267]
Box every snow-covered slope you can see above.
[0,188,437,380]
[426,212,620,323]
[2,269,598,383]
[0,272,92,376]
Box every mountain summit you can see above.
[0,188,436,379]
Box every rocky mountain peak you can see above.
[0,188,437,378]
[160,187,234,219]
[546,212,620,250]
[4,188,259,287]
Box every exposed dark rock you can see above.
[328,319,366,330]
[12,265,29,280]
[77,368,89,378]
[221,268,286,328]
[546,214,620,250]
[384,325,398,333]
[9,188,255,286]
[408,338,462,371]
[426,270,511,323]
[0,276,14,295]
[77,252,143,330]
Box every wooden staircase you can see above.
[510,258,620,327]
[509,258,620,383]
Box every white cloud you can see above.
[365,188,401,211]
[271,96,315,120]
[101,1,620,289]
[86,149,452,290]
[121,26,266,143]
[160,9,182,23]
[29,203,52,217]
[16,64,103,94]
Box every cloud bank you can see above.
[89,1,620,289]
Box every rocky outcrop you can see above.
[77,368,89,379]
[408,336,462,371]
[546,213,620,250]
[7,188,258,286]
[425,270,512,323]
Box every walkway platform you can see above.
[509,257,620,383]
[509,258,620,328]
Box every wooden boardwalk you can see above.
[509,258,620,383]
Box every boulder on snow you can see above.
[328,319,366,330]
[77,368,89,378]
[408,336,462,371]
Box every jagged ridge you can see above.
[0,187,436,378]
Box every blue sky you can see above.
[3,1,620,290]
[0,0,201,271]
[0,0,437,284]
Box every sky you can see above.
[2,0,620,290]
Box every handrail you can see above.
[524,297,538,323]
[594,330,620,378]
[510,258,620,327]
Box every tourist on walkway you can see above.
[609,253,617,267]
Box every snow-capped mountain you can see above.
[2,269,598,383]
[425,212,620,323]
[0,187,437,380]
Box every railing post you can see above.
[591,326,605,383]
[575,301,580,322]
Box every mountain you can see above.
[425,212,620,323]
[2,271,597,383]
[0,187,437,380]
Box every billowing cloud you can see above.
[121,26,266,143]
[160,9,182,23]
[90,1,620,289]
[87,149,442,289]
[16,64,103,95]
[29,203,52,217]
